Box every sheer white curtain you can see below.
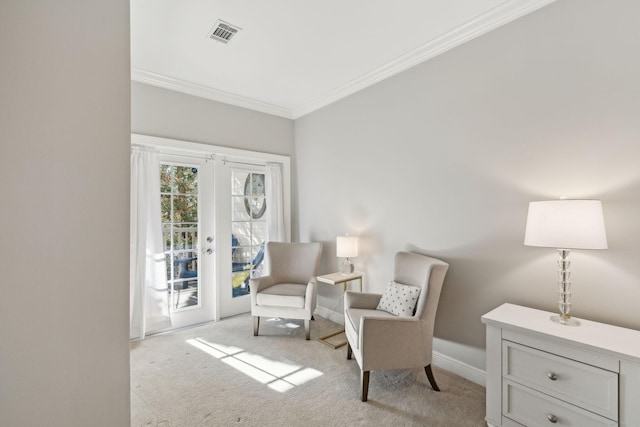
[265,162,287,242]
[130,146,170,339]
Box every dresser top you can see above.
[482,303,640,362]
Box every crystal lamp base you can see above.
[550,314,580,326]
[341,259,354,275]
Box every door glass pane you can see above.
[252,221,266,245]
[172,196,198,222]
[161,162,200,311]
[173,166,198,194]
[231,170,266,298]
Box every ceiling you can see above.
[131,0,555,119]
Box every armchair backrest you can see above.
[264,242,323,284]
[393,252,449,326]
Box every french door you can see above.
[157,156,263,326]
[217,162,266,318]
[133,133,290,333]
[160,154,215,329]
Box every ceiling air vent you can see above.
[208,20,241,44]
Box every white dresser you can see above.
[482,304,640,427]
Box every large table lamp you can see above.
[524,199,607,326]
[336,235,358,275]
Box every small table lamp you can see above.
[336,235,358,275]
[524,199,607,326]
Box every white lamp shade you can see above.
[524,200,608,250]
[336,235,358,258]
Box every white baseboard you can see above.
[432,350,486,387]
[315,305,345,325]
[316,304,487,387]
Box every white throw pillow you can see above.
[376,281,421,317]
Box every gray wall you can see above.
[132,82,294,157]
[295,0,640,369]
[0,2,131,426]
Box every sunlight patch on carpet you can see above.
[265,317,300,330]
[186,338,323,392]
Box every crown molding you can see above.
[132,0,556,120]
[292,0,557,118]
[131,68,295,119]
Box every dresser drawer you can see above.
[503,380,617,427]
[503,340,618,420]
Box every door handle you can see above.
[203,248,213,255]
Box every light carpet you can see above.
[131,315,486,426]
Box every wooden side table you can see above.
[316,271,363,349]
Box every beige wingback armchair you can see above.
[250,242,323,340]
[344,251,449,401]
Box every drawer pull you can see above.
[546,372,558,381]
[547,414,558,423]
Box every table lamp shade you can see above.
[524,199,607,327]
[524,200,608,250]
[336,235,358,258]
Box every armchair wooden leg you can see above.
[425,364,440,391]
[304,320,310,340]
[347,343,352,360]
[253,316,259,336]
[361,371,370,402]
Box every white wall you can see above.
[0,2,131,426]
[294,0,640,371]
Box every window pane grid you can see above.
[231,170,266,298]
[161,162,200,310]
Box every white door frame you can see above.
[131,133,291,322]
